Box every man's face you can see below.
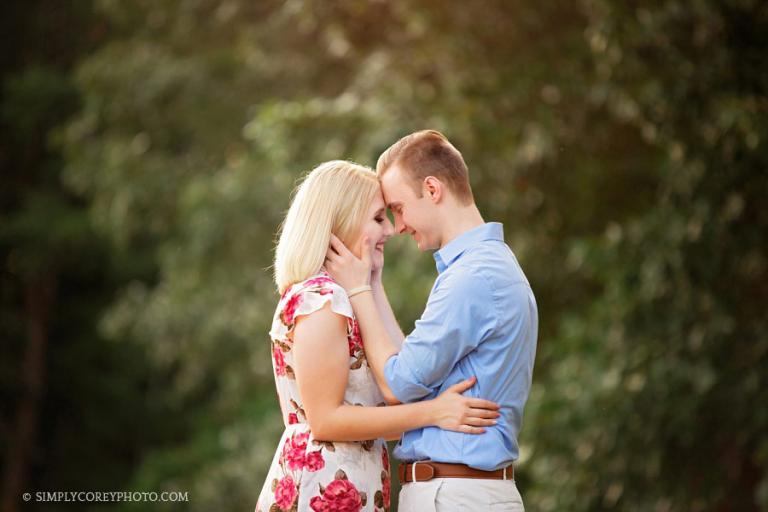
[380,165,440,251]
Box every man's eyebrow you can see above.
[387,201,402,210]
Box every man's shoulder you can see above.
[431,262,504,312]
[438,252,532,315]
[436,259,491,289]
[451,242,526,282]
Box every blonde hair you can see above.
[274,160,379,294]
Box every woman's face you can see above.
[351,188,394,270]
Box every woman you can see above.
[256,161,500,512]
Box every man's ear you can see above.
[423,176,443,203]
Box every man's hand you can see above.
[325,234,373,291]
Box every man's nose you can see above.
[394,217,407,234]
[384,217,395,238]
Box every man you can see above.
[325,130,537,511]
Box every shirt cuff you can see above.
[384,354,434,403]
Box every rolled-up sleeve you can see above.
[384,268,497,403]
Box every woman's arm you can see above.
[292,303,499,442]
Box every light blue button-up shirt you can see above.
[384,222,538,471]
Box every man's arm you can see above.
[381,270,496,403]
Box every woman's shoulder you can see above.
[273,270,353,334]
[285,270,346,300]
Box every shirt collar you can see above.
[433,222,504,273]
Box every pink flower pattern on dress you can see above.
[280,431,326,473]
[304,275,335,293]
[348,318,363,357]
[281,292,303,326]
[274,475,298,511]
[282,431,309,470]
[273,345,287,376]
[304,450,325,472]
[257,272,388,511]
[382,474,390,509]
[380,446,391,509]
[310,478,364,512]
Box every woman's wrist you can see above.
[347,285,373,298]
[421,397,439,427]
[370,272,384,291]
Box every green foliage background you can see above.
[2,1,766,511]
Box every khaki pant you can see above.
[398,477,524,512]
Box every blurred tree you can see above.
[525,1,768,510]
[0,2,104,509]
[1,3,194,512]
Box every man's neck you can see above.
[438,204,485,249]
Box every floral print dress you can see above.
[256,271,391,512]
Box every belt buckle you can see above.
[408,461,435,483]
[410,461,420,483]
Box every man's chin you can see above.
[413,236,433,252]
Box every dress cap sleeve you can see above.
[269,273,353,341]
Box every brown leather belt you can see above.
[398,461,514,484]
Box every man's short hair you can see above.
[376,130,474,205]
